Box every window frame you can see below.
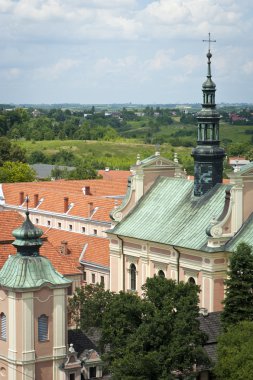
[38,314,49,342]
[0,312,7,341]
[130,263,136,291]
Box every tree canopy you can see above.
[221,242,253,329]
[215,321,253,380]
[0,161,36,183]
[69,276,209,380]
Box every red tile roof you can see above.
[98,170,131,182]
[2,178,128,222]
[42,228,109,268]
[0,210,82,276]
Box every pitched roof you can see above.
[0,209,109,277]
[225,212,253,252]
[2,178,128,222]
[198,311,222,363]
[0,211,81,276]
[42,228,109,268]
[0,210,24,241]
[98,170,131,182]
[111,177,229,251]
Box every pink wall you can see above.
[35,360,53,380]
[34,287,54,358]
[213,278,224,311]
[0,288,8,358]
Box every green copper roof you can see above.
[111,177,229,251]
[12,211,43,256]
[225,213,253,252]
[0,253,71,290]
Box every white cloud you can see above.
[243,60,253,75]
[34,58,80,80]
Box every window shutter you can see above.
[0,313,7,340]
[38,314,48,341]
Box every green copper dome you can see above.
[12,211,43,256]
[0,254,71,290]
[0,211,71,290]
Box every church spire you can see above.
[191,33,225,197]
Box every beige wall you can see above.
[0,288,8,358]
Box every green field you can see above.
[16,120,253,174]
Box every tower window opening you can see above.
[0,313,7,341]
[38,314,48,342]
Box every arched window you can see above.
[38,314,48,342]
[0,312,7,341]
[130,264,136,291]
[158,270,165,278]
[188,277,196,285]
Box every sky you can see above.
[1,0,253,105]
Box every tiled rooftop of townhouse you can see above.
[0,210,109,276]
[2,176,130,222]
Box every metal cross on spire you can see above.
[25,194,29,212]
[203,32,216,51]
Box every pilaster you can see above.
[22,292,35,362]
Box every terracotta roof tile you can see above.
[98,170,131,182]
[2,178,128,222]
[0,211,81,276]
[42,228,109,268]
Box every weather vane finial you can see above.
[203,32,216,51]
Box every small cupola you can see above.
[12,211,43,256]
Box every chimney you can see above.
[88,202,94,217]
[19,191,24,205]
[84,186,91,195]
[34,193,39,208]
[60,240,69,255]
[64,197,69,213]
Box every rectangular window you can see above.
[92,273,95,283]
[47,220,51,226]
[69,224,73,231]
[67,285,72,296]
[89,367,96,378]
[100,276,104,286]
[93,229,97,235]
[58,222,62,229]
[38,314,48,342]
[35,218,39,224]
[0,313,7,341]
[82,226,85,233]
[69,374,75,380]
[83,271,87,281]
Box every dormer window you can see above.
[0,313,7,341]
[38,314,48,342]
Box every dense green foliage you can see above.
[0,161,36,182]
[215,321,253,380]
[221,242,253,329]
[0,137,26,166]
[69,277,209,380]
[1,105,253,178]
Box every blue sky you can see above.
[1,0,253,104]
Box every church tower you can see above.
[192,34,225,196]
[0,211,71,379]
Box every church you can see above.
[108,43,253,313]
